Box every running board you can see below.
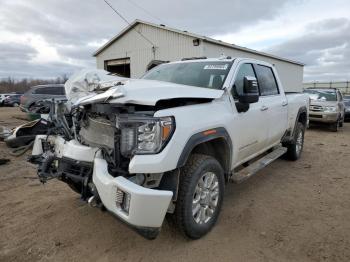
[230,146,287,184]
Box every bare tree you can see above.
[0,75,69,93]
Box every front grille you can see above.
[58,157,93,178]
[310,105,323,112]
[309,114,322,118]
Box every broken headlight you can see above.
[117,115,175,156]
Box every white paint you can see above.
[93,155,173,228]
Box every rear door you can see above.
[229,63,270,163]
[253,64,288,146]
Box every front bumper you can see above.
[309,111,339,123]
[92,155,172,228]
[32,135,173,237]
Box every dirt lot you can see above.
[0,107,350,262]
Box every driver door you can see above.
[230,63,269,164]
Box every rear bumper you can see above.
[32,135,173,236]
[309,112,338,123]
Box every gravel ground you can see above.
[0,107,350,262]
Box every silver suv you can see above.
[304,88,345,131]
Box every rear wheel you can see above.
[174,154,224,239]
[285,122,305,161]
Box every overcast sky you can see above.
[0,0,349,82]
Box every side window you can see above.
[232,63,256,98]
[33,86,64,95]
[58,86,66,95]
[33,88,43,94]
[50,87,63,95]
[255,65,279,96]
[34,87,51,94]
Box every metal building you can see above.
[94,20,304,92]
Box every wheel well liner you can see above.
[176,127,232,174]
[294,106,308,135]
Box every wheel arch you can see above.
[176,127,232,177]
[282,106,308,144]
[296,106,308,128]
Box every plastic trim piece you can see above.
[176,127,232,172]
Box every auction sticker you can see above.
[204,64,229,70]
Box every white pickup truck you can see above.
[30,57,309,239]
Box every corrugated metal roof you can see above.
[93,19,304,66]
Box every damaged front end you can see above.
[29,69,222,239]
[30,100,176,239]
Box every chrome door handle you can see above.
[260,105,268,111]
[282,101,288,106]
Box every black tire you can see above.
[330,120,339,132]
[285,122,305,161]
[339,112,344,127]
[174,154,225,239]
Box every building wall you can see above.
[303,81,350,94]
[202,42,304,92]
[96,23,201,78]
[96,23,304,92]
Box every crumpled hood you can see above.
[76,79,224,106]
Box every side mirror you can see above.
[238,76,259,104]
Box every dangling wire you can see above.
[103,0,156,47]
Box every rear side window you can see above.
[254,65,279,96]
[232,63,256,98]
[33,86,65,95]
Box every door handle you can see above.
[282,101,288,106]
[260,105,268,111]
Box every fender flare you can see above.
[282,106,308,144]
[293,106,308,135]
[176,127,232,173]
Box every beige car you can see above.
[304,88,345,131]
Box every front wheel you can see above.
[174,154,225,239]
[330,120,339,132]
[339,112,345,127]
[285,122,305,161]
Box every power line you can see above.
[103,0,156,47]
[125,0,165,25]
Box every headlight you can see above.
[323,106,337,113]
[117,115,175,156]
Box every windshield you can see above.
[142,61,232,89]
[303,89,337,101]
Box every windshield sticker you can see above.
[204,64,229,70]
